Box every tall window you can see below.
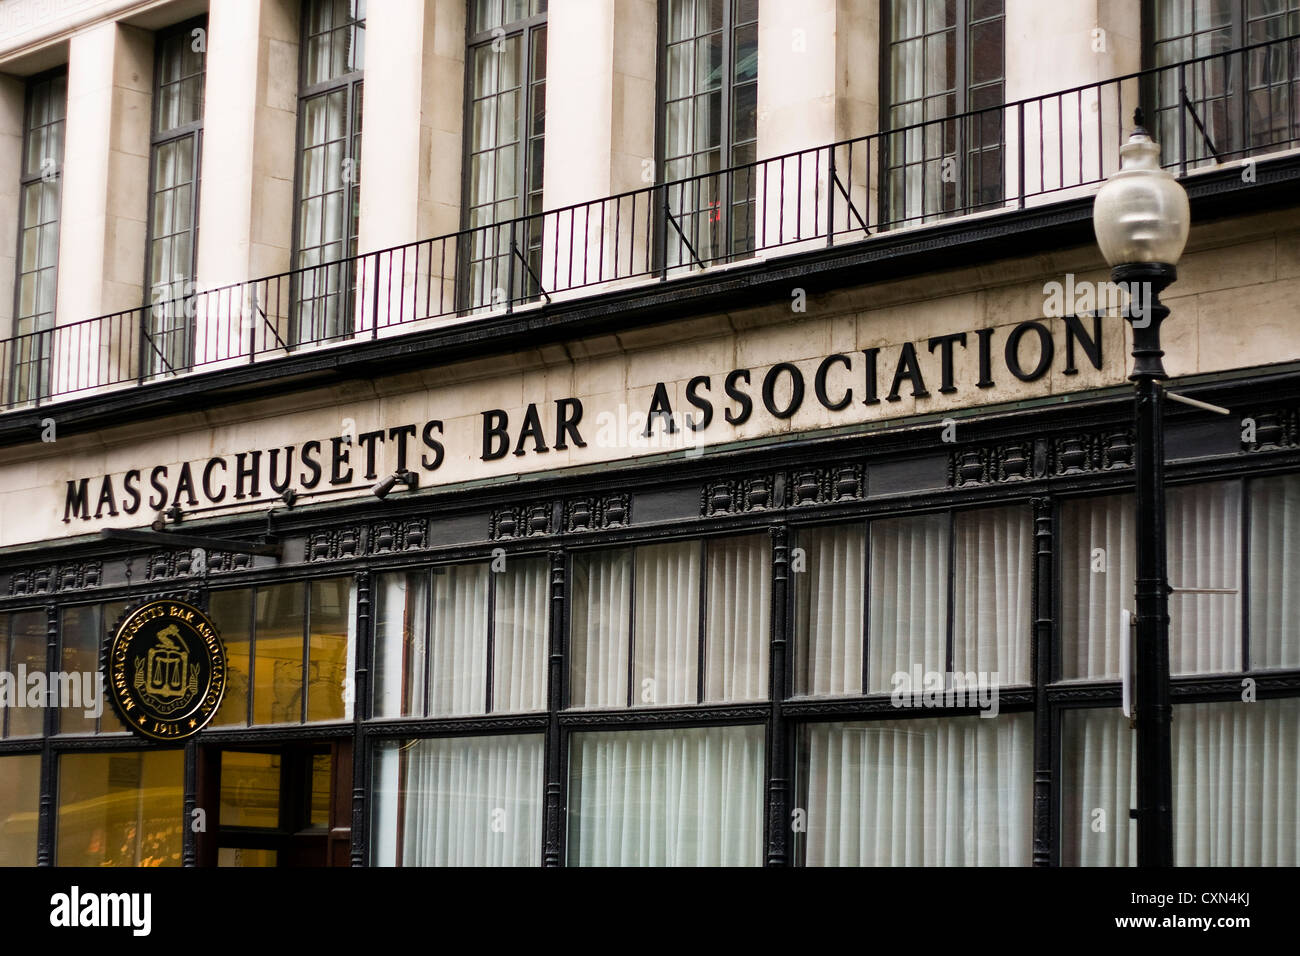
[144,19,206,377]
[660,0,758,270]
[1151,0,1300,169]
[883,0,1004,226]
[462,0,547,312]
[293,0,365,345]
[10,70,66,404]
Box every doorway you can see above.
[196,741,352,866]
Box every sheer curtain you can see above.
[1168,481,1241,673]
[567,724,765,866]
[1250,474,1300,669]
[794,524,865,696]
[373,572,428,718]
[868,514,949,694]
[493,557,549,712]
[953,506,1032,684]
[1063,699,1300,866]
[1060,495,1135,679]
[705,535,769,702]
[429,564,489,716]
[801,714,1032,865]
[633,542,700,706]
[569,550,632,707]
[371,734,545,867]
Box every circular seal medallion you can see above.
[106,599,227,741]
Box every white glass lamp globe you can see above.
[1093,126,1190,268]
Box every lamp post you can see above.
[1092,110,1190,868]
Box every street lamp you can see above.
[1092,109,1190,868]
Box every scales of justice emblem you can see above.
[133,624,200,716]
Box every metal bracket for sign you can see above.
[100,528,282,559]
[1164,390,1231,416]
[1120,608,1136,725]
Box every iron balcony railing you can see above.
[3,34,1298,412]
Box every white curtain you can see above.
[373,572,428,718]
[569,550,632,708]
[705,535,770,702]
[633,542,700,706]
[1063,699,1300,866]
[493,557,549,713]
[568,724,765,866]
[1250,474,1300,669]
[794,524,865,696]
[371,734,545,867]
[1060,495,1135,679]
[952,506,1032,684]
[429,564,489,716]
[868,514,949,694]
[1168,481,1241,673]
[802,713,1032,865]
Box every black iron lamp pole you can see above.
[1094,111,1189,868]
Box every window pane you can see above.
[5,611,46,737]
[429,564,489,716]
[0,754,40,865]
[58,605,103,735]
[632,541,700,706]
[1168,481,1241,673]
[1062,699,1300,866]
[569,550,632,707]
[307,578,353,722]
[1059,494,1135,680]
[373,572,428,718]
[208,589,251,727]
[1249,474,1300,669]
[868,513,949,694]
[56,750,183,866]
[794,523,865,697]
[704,535,769,702]
[952,506,1032,684]
[493,557,548,713]
[568,724,765,865]
[798,713,1032,865]
[254,583,305,724]
[371,734,544,866]
[219,751,281,828]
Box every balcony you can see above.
[3,34,1298,414]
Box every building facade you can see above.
[0,0,1297,866]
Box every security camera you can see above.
[372,469,419,500]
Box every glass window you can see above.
[884,0,1004,225]
[294,0,365,344]
[569,535,769,708]
[463,0,547,312]
[1248,473,1300,669]
[374,557,549,718]
[370,733,545,866]
[209,578,354,726]
[794,506,1032,698]
[661,0,758,270]
[0,754,40,866]
[144,20,206,378]
[10,71,66,405]
[1061,698,1300,866]
[58,602,127,735]
[567,723,765,866]
[1060,482,1245,680]
[1,610,47,738]
[795,712,1033,865]
[56,750,184,866]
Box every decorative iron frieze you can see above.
[490,502,554,540]
[8,565,53,597]
[789,463,864,506]
[948,440,1036,487]
[207,550,253,574]
[145,549,197,581]
[701,473,777,516]
[305,525,363,562]
[1045,427,1135,475]
[56,561,102,592]
[1242,407,1299,451]
[368,517,427,554]
[563,493,630,532]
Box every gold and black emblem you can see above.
[106,599,226,741]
